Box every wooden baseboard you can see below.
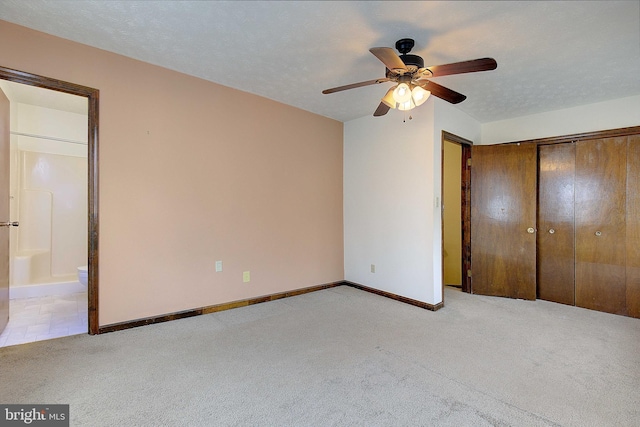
[98,281,343,334]
[344,281,444,311]
[98,279,443,334]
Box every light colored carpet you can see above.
[1,285,639,426]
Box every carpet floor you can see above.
[1,285,639,426]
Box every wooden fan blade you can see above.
[370,47,407,72]
[373,102,391,117]
[322,78,389,94]
[426,58,497,77]
[418,80,467,104]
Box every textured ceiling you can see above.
[0,1,639,123]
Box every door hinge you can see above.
[467,158,471,167]
[467,269,472,278]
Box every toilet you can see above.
[77,265,88,286]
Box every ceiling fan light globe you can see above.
[392,83,412,104]
[396,99,415,111]
[412,86,431,107]
[381,86,397,108]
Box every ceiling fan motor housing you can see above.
[395,38,424,73]
[386,53,425,78]
[399,54,424,69]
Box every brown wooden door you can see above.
[0,87,9,334]
[537,143,576,305]
[470,143,537,300]
[575,138,627,315]
[626,136,640,318]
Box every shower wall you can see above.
[9,102,88,288]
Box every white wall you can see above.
[12,103,87,144]
[344,97,480,305]
[481,95,640,145]
[345,92,637,308]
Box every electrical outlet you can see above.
[215,260,223,272]
[243,271,251,283]
[371,264,376,273]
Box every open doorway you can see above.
[0,66,99,340]
[0,80,87,346]
[441,131,472,295]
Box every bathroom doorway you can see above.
[0,80,87,346]
[0,66,99,343]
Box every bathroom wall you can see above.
[9,102,88,286]
[12,102,88,144]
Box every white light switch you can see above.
[243,271,251,283]
[371,264,376,273]
[215,260,223,272]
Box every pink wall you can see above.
[0,20,344,326]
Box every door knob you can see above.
[548,228,555,234]
[595,230,602,236]
[527,227,535,234]
[0,221,19,227]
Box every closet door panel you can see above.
[575,138,627,315]
[537,144,575,305]
[471,143,537,300]
[627,136,640,318]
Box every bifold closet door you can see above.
[470,143,537,300]
[537,144,575,305]
[575,137,627,315]
[627,136,640,318]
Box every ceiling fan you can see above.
[322,38,497,117]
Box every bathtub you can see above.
[11,250,50,285]
[10,250,84,299]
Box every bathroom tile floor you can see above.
[0,292,88,347]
